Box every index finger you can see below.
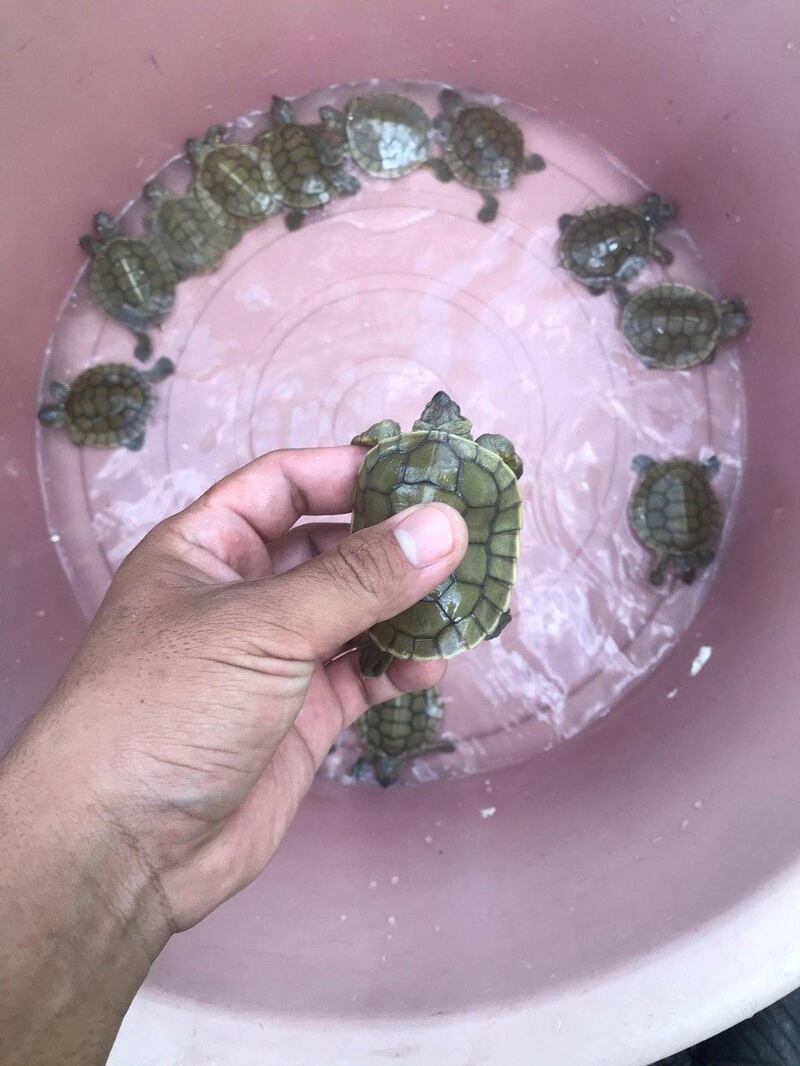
[183,445,364,542]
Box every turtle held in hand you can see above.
[558,193,675,295]
[37,357,174,451]
[143,182,241,279]
[629,455,723,586]
[617,283,750,370]
[351,391,523,677]
[351,687,454,787]
[319,92,443,181]
[187,125,277,230]
[255,97,360,231]
[432,88,545,223]
[80,212,177,362]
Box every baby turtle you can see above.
[143,182,241,279]
[558,193,675,295]
[351,687,454,787]
[319,92,445,180]
[37,357,174,451]
[617,283,750,370]
[433,89,545,223]
[629,455,722,586]
[351,391,523,677]
[80,212,177,362]
[187,125,277,230]
[256,97,360,231]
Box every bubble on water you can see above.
[480,806,497,819]
[390,875,399,885]
[49,533,61,543]
[693,799,703,810]
[339,914,347,922]
[690,645,712,676]
[680,819,690,831]
[387,915,397,926]
[368,880,378,890]
[433,924,441,934]
[424,835,433,845]
[666,688,678,699]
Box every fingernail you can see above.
[394,505,455,568]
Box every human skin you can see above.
[0,445,467,1066]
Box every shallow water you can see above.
[36,79,746,782]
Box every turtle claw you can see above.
[358,638,393,679]
[125,433,146,452]
[132,332,152,363]
[523,153,545,172]
[285,209,306,231]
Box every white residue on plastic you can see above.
[49,533,61,543]
[480,806,497,819]
[690,645,713,677]
[693,799,703,810]
[666,688,679,699]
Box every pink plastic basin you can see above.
[2,2,800,1063]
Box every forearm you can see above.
[0,714,169,1066]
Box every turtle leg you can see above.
[719,297,751,338]
[131,331,153,363]
[374,756,401,788]
[651,240,674,266]
[486,610,512,640]
[475,433,523,479]
[613,285,632,308]
[358,637,394,679]
[432,114,453,138]
[125,433,146,452]
[351,419,402,448]
[78,234,100,255]
[284,209,306,232]
[270,97,294,125]
[677,557,697,585]
[523,153,546,172]
[143,357,175,383]
[326,168,361,198]
[423,740,457,756]
[348,756,370,781]
[37,403,66,426]
[703,455,721,478]
[423,158,454,183]
[50,380,70,401]
[477,192,499,224]
[557,213,575,234]
[318,105,346,136]
[648,552,670,587]
[631,454,656,474]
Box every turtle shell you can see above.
[443,106,524,190]
[345,93,431,178]
[559,205,650,285]
[88,237,176,325]
[149,194,240,277]
[621,284,721,369]
[63,364,155,448]
[352,430,522,661]
[192,143,276,228]
[629,460,722,554]
[258,124,334,209]
[356,688,444,759]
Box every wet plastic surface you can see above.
[37,82,745,785]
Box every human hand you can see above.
[23,445,467,936]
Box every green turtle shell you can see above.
[62,363,157,448]
[356,687,444,760]
[629,460,722,554]
[345,93,431,178]
[258,124,336,209]
[443,105,525,190]
[621,283,723,370]
[191,143,276,228]
[87,236,176,326]
[147,192,240,277]
[352,430,522,662]
[558,204,655,287]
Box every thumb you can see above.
[261,503,468,660]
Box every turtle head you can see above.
[352,419,402,449]
[319,104,347,137]
[37,402,66,426]
[639,193,675,232]
[92,211,119,242]
[143,181,168,204]
[439,88,466,119]
[413,391,473,438]
[632,454,656,475]
[271,96,295,126]
[475,433,523,479]
[373,755,401,788]
[719,297,751,339]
